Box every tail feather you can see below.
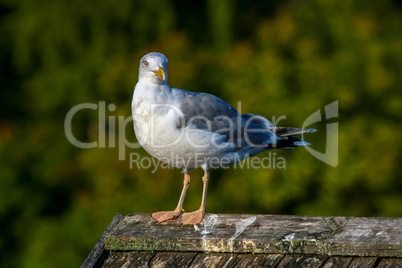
[251,126,316,149]
[272,127,317,137]
[274,127,316,148]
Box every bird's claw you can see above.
[152,210,181,223]
[181,208,205,225]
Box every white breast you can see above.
[131,81,243,170]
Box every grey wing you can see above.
[178,92,238,127]
[172,89,277,147]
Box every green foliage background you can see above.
[1,0,401,267]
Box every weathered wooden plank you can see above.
[82,213,124,268]
[101,251,155,268]
[190,253,239,268]
[149,252,197,267]
[101,251,139,268]
[187,253,285,268]
[132,251,156,268]
[348,257,377,268]
[104,213,402,257]
[276,254,328,268]
[234,253,284,267]
[322,256,353,268]
[376,258,402,268]
[100,252,402,268]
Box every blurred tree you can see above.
[207,0,234,51]
[0,0,401,267]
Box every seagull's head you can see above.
[138,52,168,84]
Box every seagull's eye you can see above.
[143,60,149,66]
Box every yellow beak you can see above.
[152,66,166,81]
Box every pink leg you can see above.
[152,173,190,223]
[182,169,209,225]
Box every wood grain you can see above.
[104,213,402,257]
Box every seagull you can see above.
[132,52,316,225]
